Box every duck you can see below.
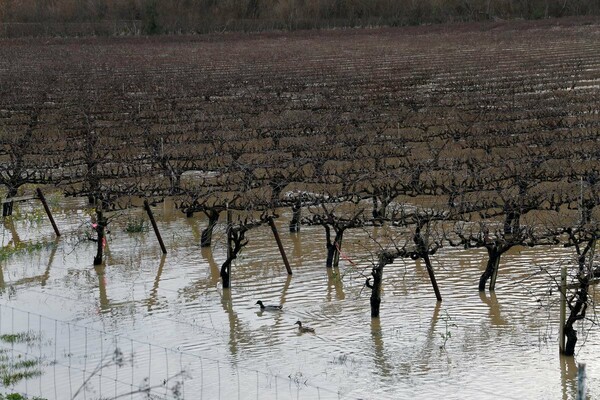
[295,320,315,333]
[255,300,283,311]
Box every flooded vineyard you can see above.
[1,18,600,400]
[0,196,598,399]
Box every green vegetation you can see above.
[439,310,458,350]
[8,208,44,225]
[0,394,46,400]
[125,217,148,233]
[0,356,42,387]
[0,332,43,392]
[0,333,37,345]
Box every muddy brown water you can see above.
[0,197,598,399]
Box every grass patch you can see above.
[0,331,44,390]
[0,393,47,399]
[9,208,45,225]
[0,333,38,346]
[124,217,148,233]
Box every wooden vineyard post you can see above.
[144,200,167,254]
[559,265,567,354]
[36,188,60,237]
[414,227,442,302]
[422,252,443,302]
[268,217,292,275]
[226,204,232,260]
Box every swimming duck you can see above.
[295,320,315,333]
[255,300,283,311]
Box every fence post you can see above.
[559,265,567,354]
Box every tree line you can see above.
[1,0,599,37]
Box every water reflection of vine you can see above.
[204,246,222,287]
[326,268,345,301]
[559,355,577,400]
[220,259,292,361]
[0,237,58,293]
[290,232,303,263]
[479,291,508,326]
[93,260,135,316]
[94,263,111,313]
[178,247,221,302]
[371,302,444,379]
[2,217,21,245]
[185,213,202,243]
[221,288,243,359]
[370,318,393,377]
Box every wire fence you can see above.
[0,303,340,400]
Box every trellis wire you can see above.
[0,303,343,399]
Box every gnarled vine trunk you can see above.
[219,226,248,288]
[563,238,595,356]
[220,258,232,288]
[368,263,383,318]
[2,187,18,217]
[367,252,395,318]
[371,196,390,225]
[564,279,589,356]
[324,225,344,268]
[93,209,107,265]
[289,201,301,232]
[201,209,220,247]
[479,246,502,291]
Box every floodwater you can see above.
[0,195,598,400]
